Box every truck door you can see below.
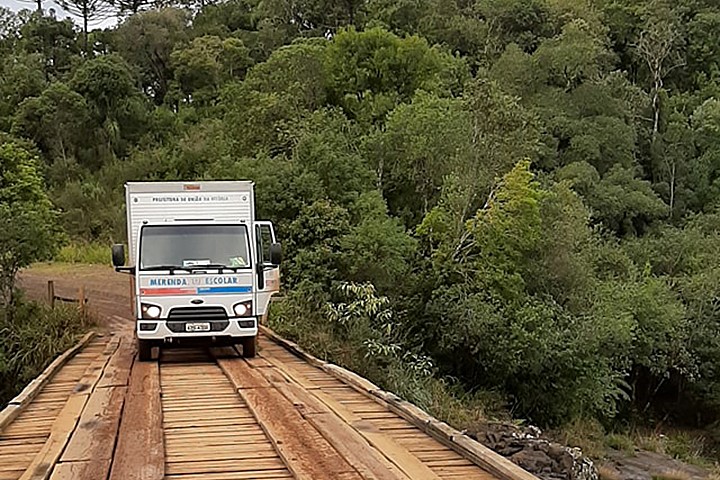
[255,221,280,320]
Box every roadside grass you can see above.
[629,427,719,468]
[551,417,608,459]
[0,295,92,406]
[555,418,720,477]
[55,242,109,265]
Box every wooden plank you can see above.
[273,382,410,480]
[97,338,135,388]
[323,364,380,393]
[0,407,20,434]
[262,351,441,480]
[60,386,126,462]
[310,390,441,480]
[72,338,119,394]
[213,350,271,389]
[240,386,362,480]
[108,361,164,480]
[0,332,97,434]
[18,395,90,480]
[261,327,538,480]
[49,460,108,480]
[213,355,362,480]
[261,355,318,390]
[259,326,326,367]
[18,338,115,480]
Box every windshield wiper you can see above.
[185,263,241,273]
[141,265,191,274]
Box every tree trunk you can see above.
[652,72,662,141]
[83,7,89,56]
[669,160,675,215]
[36,0,42,13]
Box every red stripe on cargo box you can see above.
[140,288,196,296]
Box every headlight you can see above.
[233,301,252,317]
[141,303,162,319]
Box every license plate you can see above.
[185,323,210,332]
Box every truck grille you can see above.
[166,306,229,333]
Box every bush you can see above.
[0,297,89,406]
[55,242,110,265]
[267,282,498,427]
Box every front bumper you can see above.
[137,318,258,340]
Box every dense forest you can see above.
[2,0,720,440]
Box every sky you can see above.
[0,0,119,28]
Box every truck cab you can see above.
[111,181,281,361]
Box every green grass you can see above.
[55,242,110,265]
[0,297,91,406]
[606,433,636,454]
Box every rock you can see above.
[468,422,598,480]
[511,449,555,472]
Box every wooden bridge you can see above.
[0,269,537,480]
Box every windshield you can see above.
[139,225,250,270]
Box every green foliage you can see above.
[55,242,109,264]
[0,141,62,307]
[325,26,465,124]
[0,298,87,406]
[113,8,190,105]
[12,82,90,165]
[5,0,720,434]
[171,35,252,104]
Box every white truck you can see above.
[111,181,281,361]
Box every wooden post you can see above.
[47,281,55,309]
[78,286,86,321]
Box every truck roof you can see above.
[126,181,254,193]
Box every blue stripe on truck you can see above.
[196,286,252,294]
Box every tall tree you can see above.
[113,8,189,104]
[114,0,152,16]
[58,0,113,54]
[634,8,685,140]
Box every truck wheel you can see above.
[138,339,153,362]
[241,337,256,358]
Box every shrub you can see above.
[0,297,88,406]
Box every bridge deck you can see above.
[0,268,533,480]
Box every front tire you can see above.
[241,336,256,358]
[138,338,153,362]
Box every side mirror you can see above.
[112,244,125,267]
[269,243,282,266]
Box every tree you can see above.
[0,141,62,310]
[171,35,252,104]
[19,14,80,80]
[324,26,465,125]
[634,8,685,140]
[70,54,148,157]
[113,8,189,105]
[0,52,47,131]
[58,0,114,54]
[12,82,91,164]
[115,0,152,16]
[0,7,20,46]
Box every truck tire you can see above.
[138,339,153,362]
[241,337,256,358]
